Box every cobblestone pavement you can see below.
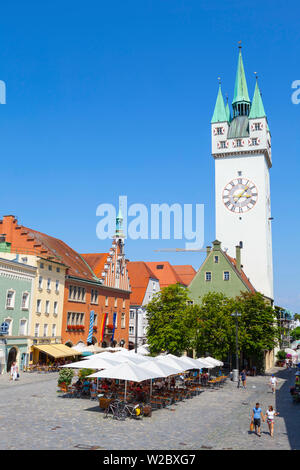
[0,367,299,450]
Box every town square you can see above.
[0,0,299,454]
[1,365,299,451]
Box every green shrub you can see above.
[78,369,95,380]
[58,368,74,386]
[276,350,287,360]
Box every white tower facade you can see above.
[211,49,273,300]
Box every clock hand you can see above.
[234,186,249,201]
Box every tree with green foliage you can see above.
[146,284,194,355]
[235,292,280,371]
[192,292,235,359]
[291,326,300,341]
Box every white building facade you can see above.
[211,48,273,301]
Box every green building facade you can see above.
[188,240,255,304]
[0,257,36,374]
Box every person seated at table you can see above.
[128,381,135,392]
[201,372,208,385]
[100,380,109,391]
[82,378,91,395]
[74,378,83,390]
[91,379,97,393]
[155,380,163,390]
[135,384,145,402]
[110,380,117,392]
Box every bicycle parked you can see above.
[104,399,143,420]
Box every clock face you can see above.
[222,178,258,213]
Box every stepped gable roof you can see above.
[127,261,159,305]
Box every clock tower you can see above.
[211,47,273,300]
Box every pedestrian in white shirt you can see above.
[10,362,19,381]
[265,405,279,437]
[269,375,277,394]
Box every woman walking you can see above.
[265,405,279,437]
[10,361,19,381]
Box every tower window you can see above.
[254,123,261,131]
[252,138,258,146]
[216,127,223,135]
[220,141,226,149]
[236,139,242,147]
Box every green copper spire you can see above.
[249,79,266,119]
[225,95,231,122]
[115,207,124,238]
[232,48,250,105]
[211,82,228,123]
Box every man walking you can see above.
[251,403,265,437]
[269,375,278,394]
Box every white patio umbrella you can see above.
[128,345,150,356]
[179,356,208,369]
[202,356,224,367]
[195,358,215,369]
[155,355,189,372]
[140,360,180,396]
[88,351,146,364]
[88,361,162,400]
[60,356,119,370]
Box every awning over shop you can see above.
[33,344,81,359]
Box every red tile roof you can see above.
[127,261,159,305]
[172,265,196,286]
[81,253,108,278]
[10,225,96,281]
[226,254,256,293]
[145,261,191,288]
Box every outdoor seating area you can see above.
[57,350,227,419]
[24,364,61,373]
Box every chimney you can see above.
[206,246,211,258]
[1,215,16,243]
[235,245,241,272]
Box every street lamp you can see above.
[231,311,241,387]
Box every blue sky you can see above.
[1,1,299,311]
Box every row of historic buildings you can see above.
[0,213,200,373]
[0,210,260,373]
